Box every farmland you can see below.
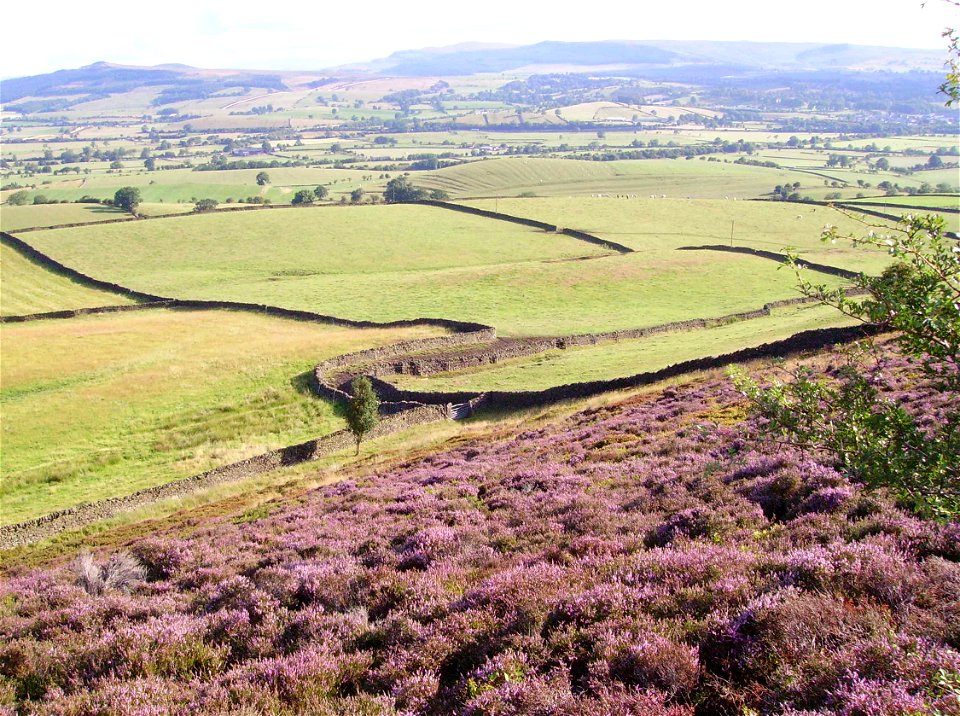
[20,204,853,336]
[416,157,807,199]
[1,33,959,716]
[0,308,445,524]
[0,241,138,316]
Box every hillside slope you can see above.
[3,346,957,715]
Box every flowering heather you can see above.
[1,354,958,715]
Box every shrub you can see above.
[6,189,29,205]
[72,551,146,596]
[193,198,219,212]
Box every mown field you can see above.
[391,303,857,392]
[0,308,446,524]
[417,157,809,199]
[20,204,850,336]
[0,241,138,316]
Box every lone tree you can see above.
[6,190,29,206]
[346,376,379,455]
[291,189,315,205]
[193,198,219,212]
[256,171,270,186]
[113,186,141,214]
[313,185,328,200]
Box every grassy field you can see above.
[0,308,445,524]
[391,302,857,392]
[460,197,895,274]
[21,204,847,336]
[417,157,806,199]
[845,194,959,210]
[0,203,129,231]
[1,168,382,206]
[0,242,138,316]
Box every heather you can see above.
[2,357,959,715]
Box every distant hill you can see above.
[1,62,287,108]
[358,39,945,76]
[0,39,945,111]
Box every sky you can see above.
[3,0,957,77]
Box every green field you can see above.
[1,167,383,206]
[846,194,959,210]
[460,197,895,274]
[0,203,129,231]
[20,204,849,336]
[392,303,857,393]
[0,309,445,524]
[417,157,807,199]
[0,242,138,316]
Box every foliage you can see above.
[291,189,315,205]
[6,190,29,206]
[383,175,427,203]
[313,185,328,200]
[255,171,270,186]
[193,198,219,212]
[345,376,379,454]
[350,187,364,204]
[113,186,142,214]
[735,214,960,517]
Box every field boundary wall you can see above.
[413,199,635,254]
[676,244,861,279]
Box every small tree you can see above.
[113,186,142,214]
[313,185,328,200]
[346,376,379,455]
[6,190,30,205]
[193,198,219,212]
[350,187,364,204]
[291,189,315,205]
[256,171,270,186]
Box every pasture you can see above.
[0,167,381,206]
[0,241,137,316]
[459,197,895,273]
[20,204,849,336]
[0,203,128,232]
[417,157,810,199]
[0,308,445,524]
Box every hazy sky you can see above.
[3,0,957,77]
